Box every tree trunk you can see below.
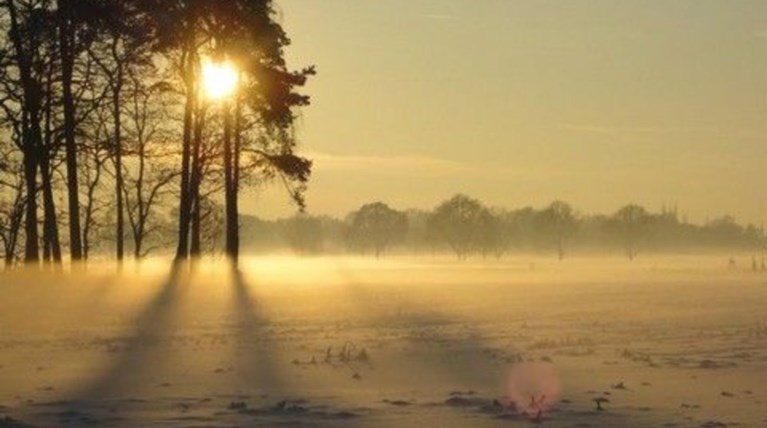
[189,102,205,257]
[4,189,24,267]
[41,60,61,265]
[134,241,142,260]
[113,69,125,265]
[190,198,201,256]
[4,248,13,268]
[40,156,62,264]
[59,2,83,261]
[22,151,39,263]
[22,103,44,265]
[223,100,237,267]
[232,97,242,263]
[6,0,41,264]
[133,226,143,259]
[132,131,146,261]
[174,49,196,263]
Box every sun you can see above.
[201,59,239,101]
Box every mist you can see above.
[1,255,766,427]
[1,0,765,427]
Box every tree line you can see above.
[0,0,313,269]
[241,195,766,260]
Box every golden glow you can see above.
[201,59,239,101]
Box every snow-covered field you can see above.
[0,255,765,427]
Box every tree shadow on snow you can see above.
[38,266,189,425]
[331,259,502,391]
[230,269,284,396]
[327,260,633,425]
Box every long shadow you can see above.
[329,261,669,427]
[227,270,377,426]
[21,267,189,427]
[326,259,603,427]
[231,270,284,396]
[331,260,501,386]
[59,266,187,406]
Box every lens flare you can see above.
[507,362,562,420]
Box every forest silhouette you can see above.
[0,0,313,270]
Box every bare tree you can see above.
[0,0,56,263]
[79,117,111,260]
[56,0,115,261]
[0,148,25,267]
[122,74,178,259]
[87,1,153,264]
[613,204,650,260]
[346,202,407,258]
[428,194,492,260]
[539,200,577,261]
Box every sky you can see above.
[244,0,767,226]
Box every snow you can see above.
[0,255,765,427]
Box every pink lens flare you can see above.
[506,362,562,420]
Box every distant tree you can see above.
[505,207,538,250]
[281,214,324,255]
[576,213,612,249]
[704,216,741,245]
[311,215,345,253]
[347,202,407,258]
[428,194,491,260]
[643,206,682,250]
[404,209,431,256]
[613,204,650,260]
[475,208,509,259]
[539,200,577,260]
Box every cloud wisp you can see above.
[422,13,460,22]
[304,150,532,181]
[560,123,725,135]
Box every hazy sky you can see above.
[245,0,767,225]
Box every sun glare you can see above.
[201,59,239,101]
